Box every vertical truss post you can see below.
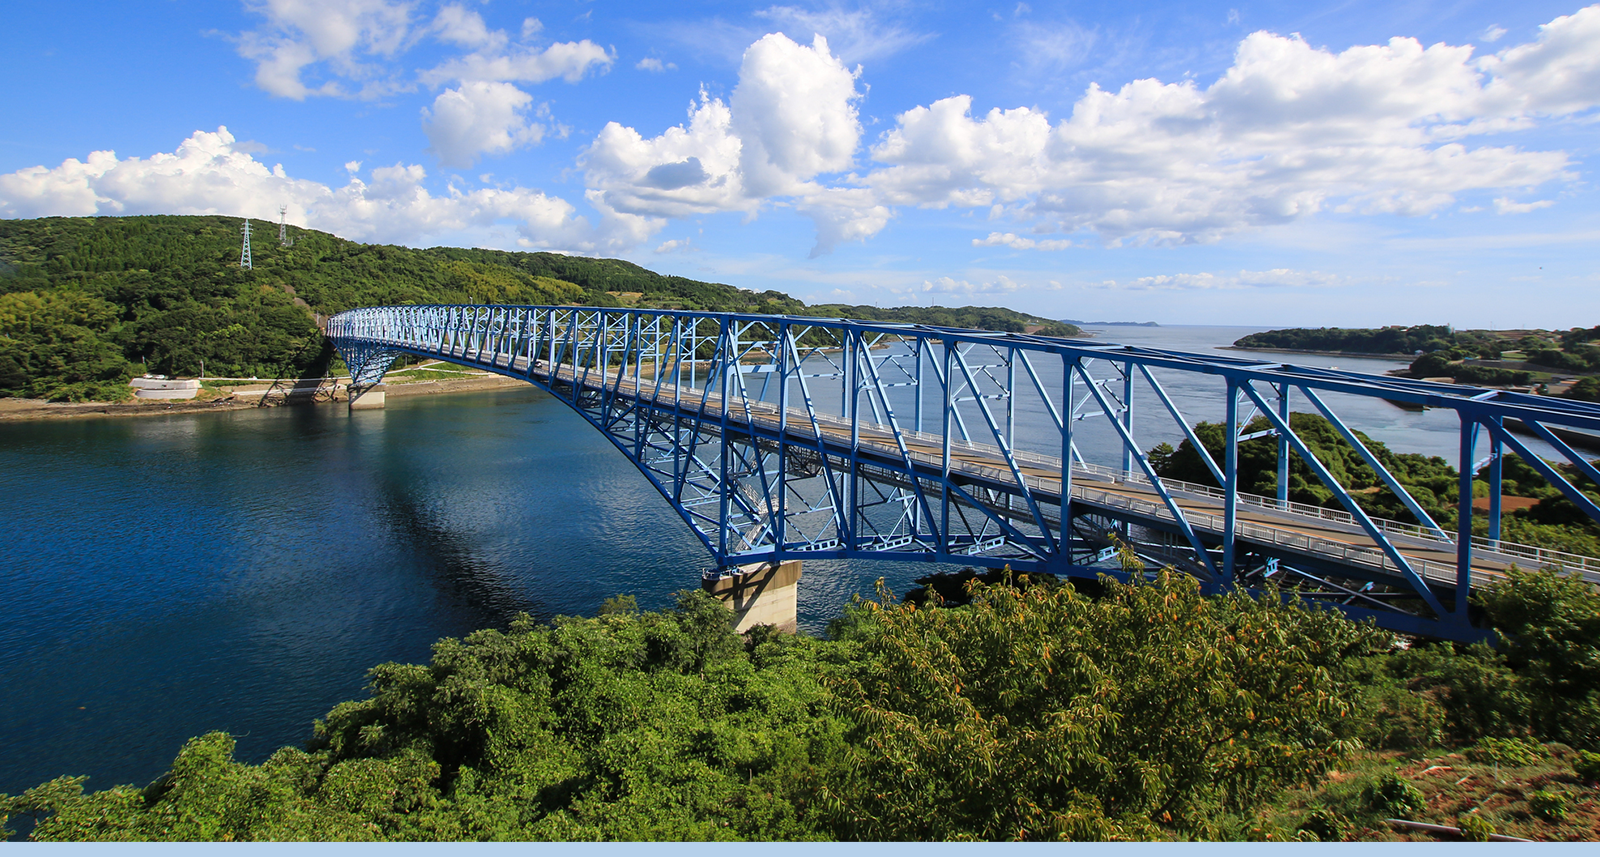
[777,320,790,557]
[1277,382,1291,508]
[521,308,534,376]
[1006,347,1016,452]
[718,315,732,561]
[544,309,556,380]
[1122,360,1135,474]
[1457,414,1477,619]
[914,338,925,433]
[940,337,953,560]
[1223,378,1240,585]
[1060,354,1075,558]
[847,328,862,551]
[1488,418,1503,542]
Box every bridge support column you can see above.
[703,560,802,633]
[349,383,387,410]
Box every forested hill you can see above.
[1233,325,1479,355]
[0,215,1077,401]
[1233,325,1600,400]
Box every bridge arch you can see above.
[330,304,1600,641]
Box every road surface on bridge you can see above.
[443,345,1599,594]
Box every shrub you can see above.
[1379,643,1526,744]
[1468,736,1546,767]
[1362,773,1425,818]
[1295,807,1352,842]
[1527,790,1568,822]
[1573,750,1600,783]
[1456,813,1495,842]
[824,572,1379,840]
[1477,568,1600,747]
[1345,666,1445,749]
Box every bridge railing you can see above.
[470,347,1600,583]
[887,424,1600,577]
[330,303,1600,640]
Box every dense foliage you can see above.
[1233,325,1487,356]
[1566,377,1600,402]
[1232,326,1600,390]
[7,564,1600,842]
[0,215,1077,401]
[1147,413,1459,523]
[5,572,1386,842]
[823,572,1374,840]
[1349,567,1600,753]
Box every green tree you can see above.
[823,572,1378,840]
[1148,412,1458,525]
[1476,567,1600,747]
[0,290,131,400]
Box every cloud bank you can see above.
[591,5,1600,252]
[5,5,1598,260]
[0,126,635,252]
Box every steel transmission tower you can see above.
[278,205,291,247]
[240,219,253,270]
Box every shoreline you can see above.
[1222,345,1420,360]
[0,373,534,423]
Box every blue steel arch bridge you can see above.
[329,304,1600,642]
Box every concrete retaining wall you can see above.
[130,378,200,400]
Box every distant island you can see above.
[1063,319,1160,327]
[1231,325,1600,402]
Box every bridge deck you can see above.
[439,347,1597,593]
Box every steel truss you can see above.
[329,304,1600,641]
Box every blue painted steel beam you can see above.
[328,304,1600,642]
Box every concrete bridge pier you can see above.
[703,559,802,633]
[349,383,386,410]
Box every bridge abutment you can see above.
[349,383,387,410]
[703,560,802,634]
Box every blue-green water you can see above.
[0,324,1566,799]
[0,386,918,798]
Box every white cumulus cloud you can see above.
[919,275,1030,297]
[216,4,1600,260]
[237,0,419,99]
[1494,196,1557,214]
[422,81,551,168]
[863,10,1599,246]
[0,127,641,252]
[419,35,612,86]
[972,231,1072,251]
[584,33,876,254]
[732,33,863,198]
[237,1,611,99]
[1479,5,1600,116]
[1096,269,1345,291]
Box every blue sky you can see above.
[2,1,1597,328]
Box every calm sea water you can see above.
[0,324,1559,798]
